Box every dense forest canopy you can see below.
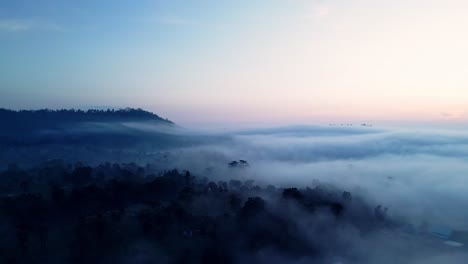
[0,161,391,264]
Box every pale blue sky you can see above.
[1,0,468,126]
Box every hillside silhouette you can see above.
[0,108,224,166]
[0,108,173,133]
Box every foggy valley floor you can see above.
[0,109,467,263]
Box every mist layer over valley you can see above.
[0,109,467,263]
[173,125,468,230]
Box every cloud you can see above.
[0,19,65,33]
[314,6,330,18]
[440,111,466,120]
[0,20,30,32]
[140,15,194,26]
[158,16,193,25]
[300,3,332,21]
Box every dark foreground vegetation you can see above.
[0,161,392,264]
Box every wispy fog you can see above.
[1,118,468,263]
[163,125,468,230]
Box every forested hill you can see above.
[0,108,174,131]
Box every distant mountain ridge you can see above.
[0,108,174,131]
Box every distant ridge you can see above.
[0,107,173,124]
[0,108,174,135]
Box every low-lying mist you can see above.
[1,115,467,263]
[164,125,468,230]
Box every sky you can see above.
[1,0,468,126]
